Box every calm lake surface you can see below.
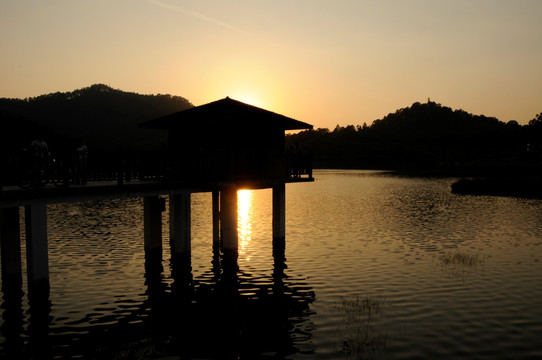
[1,170,542,359]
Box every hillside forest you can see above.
[286,101,542,176]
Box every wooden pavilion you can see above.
[141,96,314,183]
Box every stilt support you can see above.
[1,207,22,286]
[220,187,238,250]
[169,192,191,255]
[25,203,49,294]
[212,190,220,244]
[272,183,286,241]
[144,196,164,253]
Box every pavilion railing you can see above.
[1,150,312,189]
[167,151,313,183]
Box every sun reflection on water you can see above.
[237,189,254,258]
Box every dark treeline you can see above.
[0,84,192,156]
[287,100,542,176]
[2,86,541,180]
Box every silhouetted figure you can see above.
[75,140,88,184]
[30,137,48,185]
[293,142,302,178]
[287,145,296,178]
[159,142,169,179]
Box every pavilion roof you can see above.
[140,97,313,131]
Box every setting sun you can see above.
[231,92,264,108]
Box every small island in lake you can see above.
[451,177,542,199]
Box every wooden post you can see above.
[144,196,164,252]
[272,183,286,241]
[1,207,22,285]
[25,203,49,294]
[220,187,238,250]
[169,192,191,255]
[0,209,24,358]
[212,190,220,244]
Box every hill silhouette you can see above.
[0,84,193,156]
[286,100,541,176]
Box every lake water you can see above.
[1,170,542,359]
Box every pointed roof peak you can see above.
[141,97,312,131]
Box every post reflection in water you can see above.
[166,186,316,358]
[0,277,24,359]
[162,188,317,358]
[0,279,52,360]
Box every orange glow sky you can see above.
[1,0,541,128]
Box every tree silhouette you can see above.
[287,101,537,175]
[529,113,542,127]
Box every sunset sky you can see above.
[1,0,541,128]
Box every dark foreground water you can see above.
[1,170,542,359]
